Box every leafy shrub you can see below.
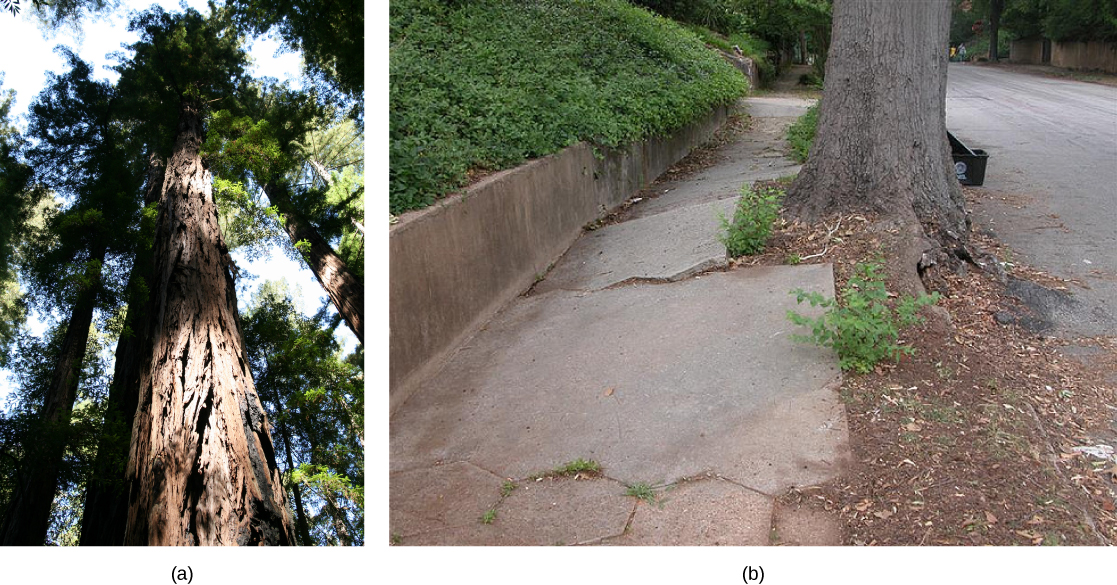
[390,0,748,215]
[787,260,941,374]
[718,184,782,257]
[786,102,819,163]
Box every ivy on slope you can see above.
[390,0,748,214]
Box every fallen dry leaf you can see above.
[603,387,614,397]
[984,511,998,525]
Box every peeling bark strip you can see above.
[0,245,106,545]
[124,102,293,545]
[80,154,165,546]
[266,183,363,344]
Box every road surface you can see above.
[946,63,1117,338]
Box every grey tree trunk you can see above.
[266,183,363,344]
[124,101,293,545]
[785,0,967,247]
[0,244,106,545]
[989,0,1003,62]
[79,154,165,546]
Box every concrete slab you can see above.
[391,264,845,495]
[534,198,736,293]
[389,461,505,538]
[746,96,816,118]
[625,99,812,222]
[607,478,772,546]
[401,476,633,546]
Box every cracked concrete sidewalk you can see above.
[389,95,848,546]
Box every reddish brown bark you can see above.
[124,101,293,545]
[266,183,363,344]
[0,244,106,545]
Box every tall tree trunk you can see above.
[265,183,363,344]
[785,0,967,289]
[124,101,293,545]
[0,244,106,545]
[989,0,1003,62]
[79,154,165,546]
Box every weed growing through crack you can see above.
[552,458,602,477]
[719,184,783,257]
[480,509,497,524]
[625,482,660,505]
[501,480,516,497]
[390,533,402,545]
[787,258,940,373]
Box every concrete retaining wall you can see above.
[1052,40,1117,73]
[1010,38,1045,64]
[390,106,729,412]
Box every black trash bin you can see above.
[947,131,988,186]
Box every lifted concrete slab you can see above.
[534,198,736,293]
[391,264,845,496]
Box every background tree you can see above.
[115,6,293,545]
[204,90,364,343]
[0,51,145,545]
[785,0,967,293]
[224,0,364,119]
[241,280,363,545]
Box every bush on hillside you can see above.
[390,0,748,215]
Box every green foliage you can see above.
[390,0,747,214]
[787,260,941,374]
[225,0,364,118]
[241,280,364,545]
[480,509,497,524]
[786,102,819,163]
[718,184,782,257]
[551,458,601,477]
[625,482,660,505]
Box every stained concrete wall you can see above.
[1010,38,1045,65]
[390,105,729,412]
[1052,41,1117,73]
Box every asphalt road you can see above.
[946,63,1117,338]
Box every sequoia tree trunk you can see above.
[123,101,293,545]
[265,183,363,344]
[0,243,107,545]
[79,154,165,546]
[784,0,968,286]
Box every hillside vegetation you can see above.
[389,0,748,215]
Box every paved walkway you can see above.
[389,94,847,546]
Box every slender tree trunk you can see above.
[260,355,313,546]
[0,244,106,545]
[785,0,968,286]
[989,0,1003,62]
[79,154,165,546]
[124,101,293,545]
[265,183,363,344]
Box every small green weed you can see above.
[551,458,602,477]
[787,259,940,373]
[785,253,801,265]
[480,509,497,524]
[625,482,659,505]
[501,480,516,497]
[390,533,402,545]
[718,185,783,257]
